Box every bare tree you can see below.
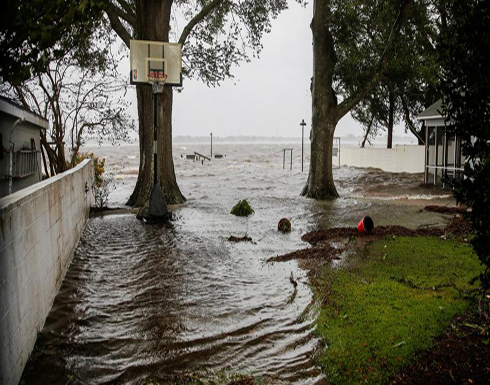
[2,40,134,176]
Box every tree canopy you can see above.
[352,0,439,148]
[439,0,490,291]
[0,0,106,85]
[104,0,289,84]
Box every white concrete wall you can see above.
[0,159,93,385]
[336,145,425,173]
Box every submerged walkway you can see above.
[21,211,324,384]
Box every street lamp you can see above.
[300,119,306,172]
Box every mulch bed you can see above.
[269,216,472,270]
[445,215,473,237]
[391,311,490,385]
[301,225,446,246]
[424,205,466,215]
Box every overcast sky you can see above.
[124,0,412,141]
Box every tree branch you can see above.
[336,74,385,121]
[361,115,375,148]
[111,1,136,27]
[400,94,425,144]
[114,0,136,21]
[105,5,132,47]
[178,0,225,46]
[336,0,413,121]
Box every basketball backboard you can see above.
[130,40,182,86]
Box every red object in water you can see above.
[358,216,374,233]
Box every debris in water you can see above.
[287,272,298,304]
[357,215,374,233]
[278,218,292,233]
[228,235,253,243]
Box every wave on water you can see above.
[116,167,139,175]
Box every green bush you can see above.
[75,152,114,209]
[230,199,254,217]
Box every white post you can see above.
[9,118,25,195]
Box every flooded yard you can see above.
[21,143,454,384]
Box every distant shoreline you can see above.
[82,134,418,147]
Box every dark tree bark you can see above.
[302,0,413,200]
[127,0,186,206]
[401,94,425,145]
[301,0,339,199]
[361,116,375,148]
[387,89,394,148]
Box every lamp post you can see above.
[300,119,306,172]
[210,132,213,158]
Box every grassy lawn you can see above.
[314,236,482,384]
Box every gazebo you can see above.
[417,99,464,187]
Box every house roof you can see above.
[416,99,445,121]
[0,95,49,129]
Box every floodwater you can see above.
[21,143,453,384]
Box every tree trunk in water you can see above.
[387,90,394,149]
[127,0,186,206]
[301,0,339,199]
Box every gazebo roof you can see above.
[416,99,444,121]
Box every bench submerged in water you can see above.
[182,152,225,161]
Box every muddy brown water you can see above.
[21,143,455,384]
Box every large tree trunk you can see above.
[127,0,186,206]
[301,0,339,199]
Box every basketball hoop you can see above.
[148,71,168,94]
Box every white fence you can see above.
[337,145,425,173]
[0,159,93,385]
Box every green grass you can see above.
[315,236,482,384]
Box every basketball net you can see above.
[148,71,168,94]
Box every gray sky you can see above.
[126,0,412,141]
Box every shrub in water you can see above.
[230,199,254,217]
[76,152,115,209]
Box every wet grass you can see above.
[315,236,482,384]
